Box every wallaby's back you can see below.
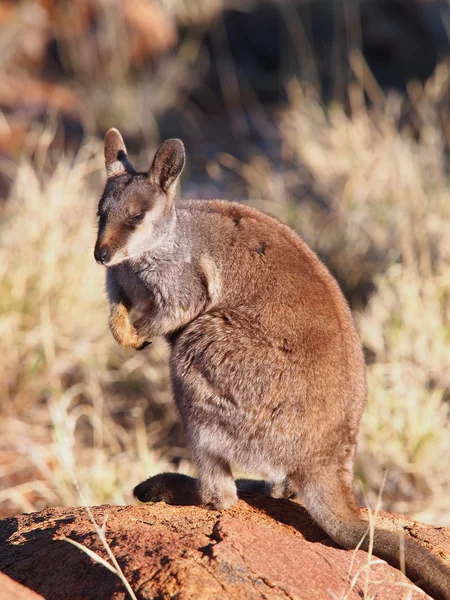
[171,196,367,454]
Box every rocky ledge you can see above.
[0,486,449,600]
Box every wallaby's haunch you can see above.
[95,129,450,599]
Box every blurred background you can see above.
[0,0,449,525]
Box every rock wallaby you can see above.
[95,129,450,600]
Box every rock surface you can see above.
[0,572,44,599]
[1,491,449,600]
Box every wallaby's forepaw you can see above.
[111,327,149,350]
[133,473,200,506]
[109,308,150,351]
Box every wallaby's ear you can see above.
[104,128,136,178]
[150,139,185,193]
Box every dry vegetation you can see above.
[0,1,449,527]
[0,133,177,513]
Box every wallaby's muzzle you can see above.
[94,244,110,265]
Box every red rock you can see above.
[0,572,44,599]
[0,496,448,599]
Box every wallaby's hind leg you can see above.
[195,451,238,510]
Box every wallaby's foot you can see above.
[200,481,238,510]
[269,477,298,499]
[234,478,298,499]
[197,454,238,510]
[235,479,269,496]
[133,473,200,505]
[133,474,270,507]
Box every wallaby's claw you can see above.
[137,341,151,351]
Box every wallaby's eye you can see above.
[130,213,145,223]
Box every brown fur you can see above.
[94,129,450,600]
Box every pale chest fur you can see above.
[111,245,210,325]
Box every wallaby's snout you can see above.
[94,128,185,267]
[94,244,110,265]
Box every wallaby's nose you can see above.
[94,245,110,264]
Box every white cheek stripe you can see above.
[126,218,155,255]
[105,202,169,266]
[126,202,168,255]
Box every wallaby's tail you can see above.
[295,470,450,600]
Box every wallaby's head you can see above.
[94,128,185,266]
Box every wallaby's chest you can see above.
[114,258,192,314]
[114,262,161,313]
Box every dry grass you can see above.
[0,129,185,516]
